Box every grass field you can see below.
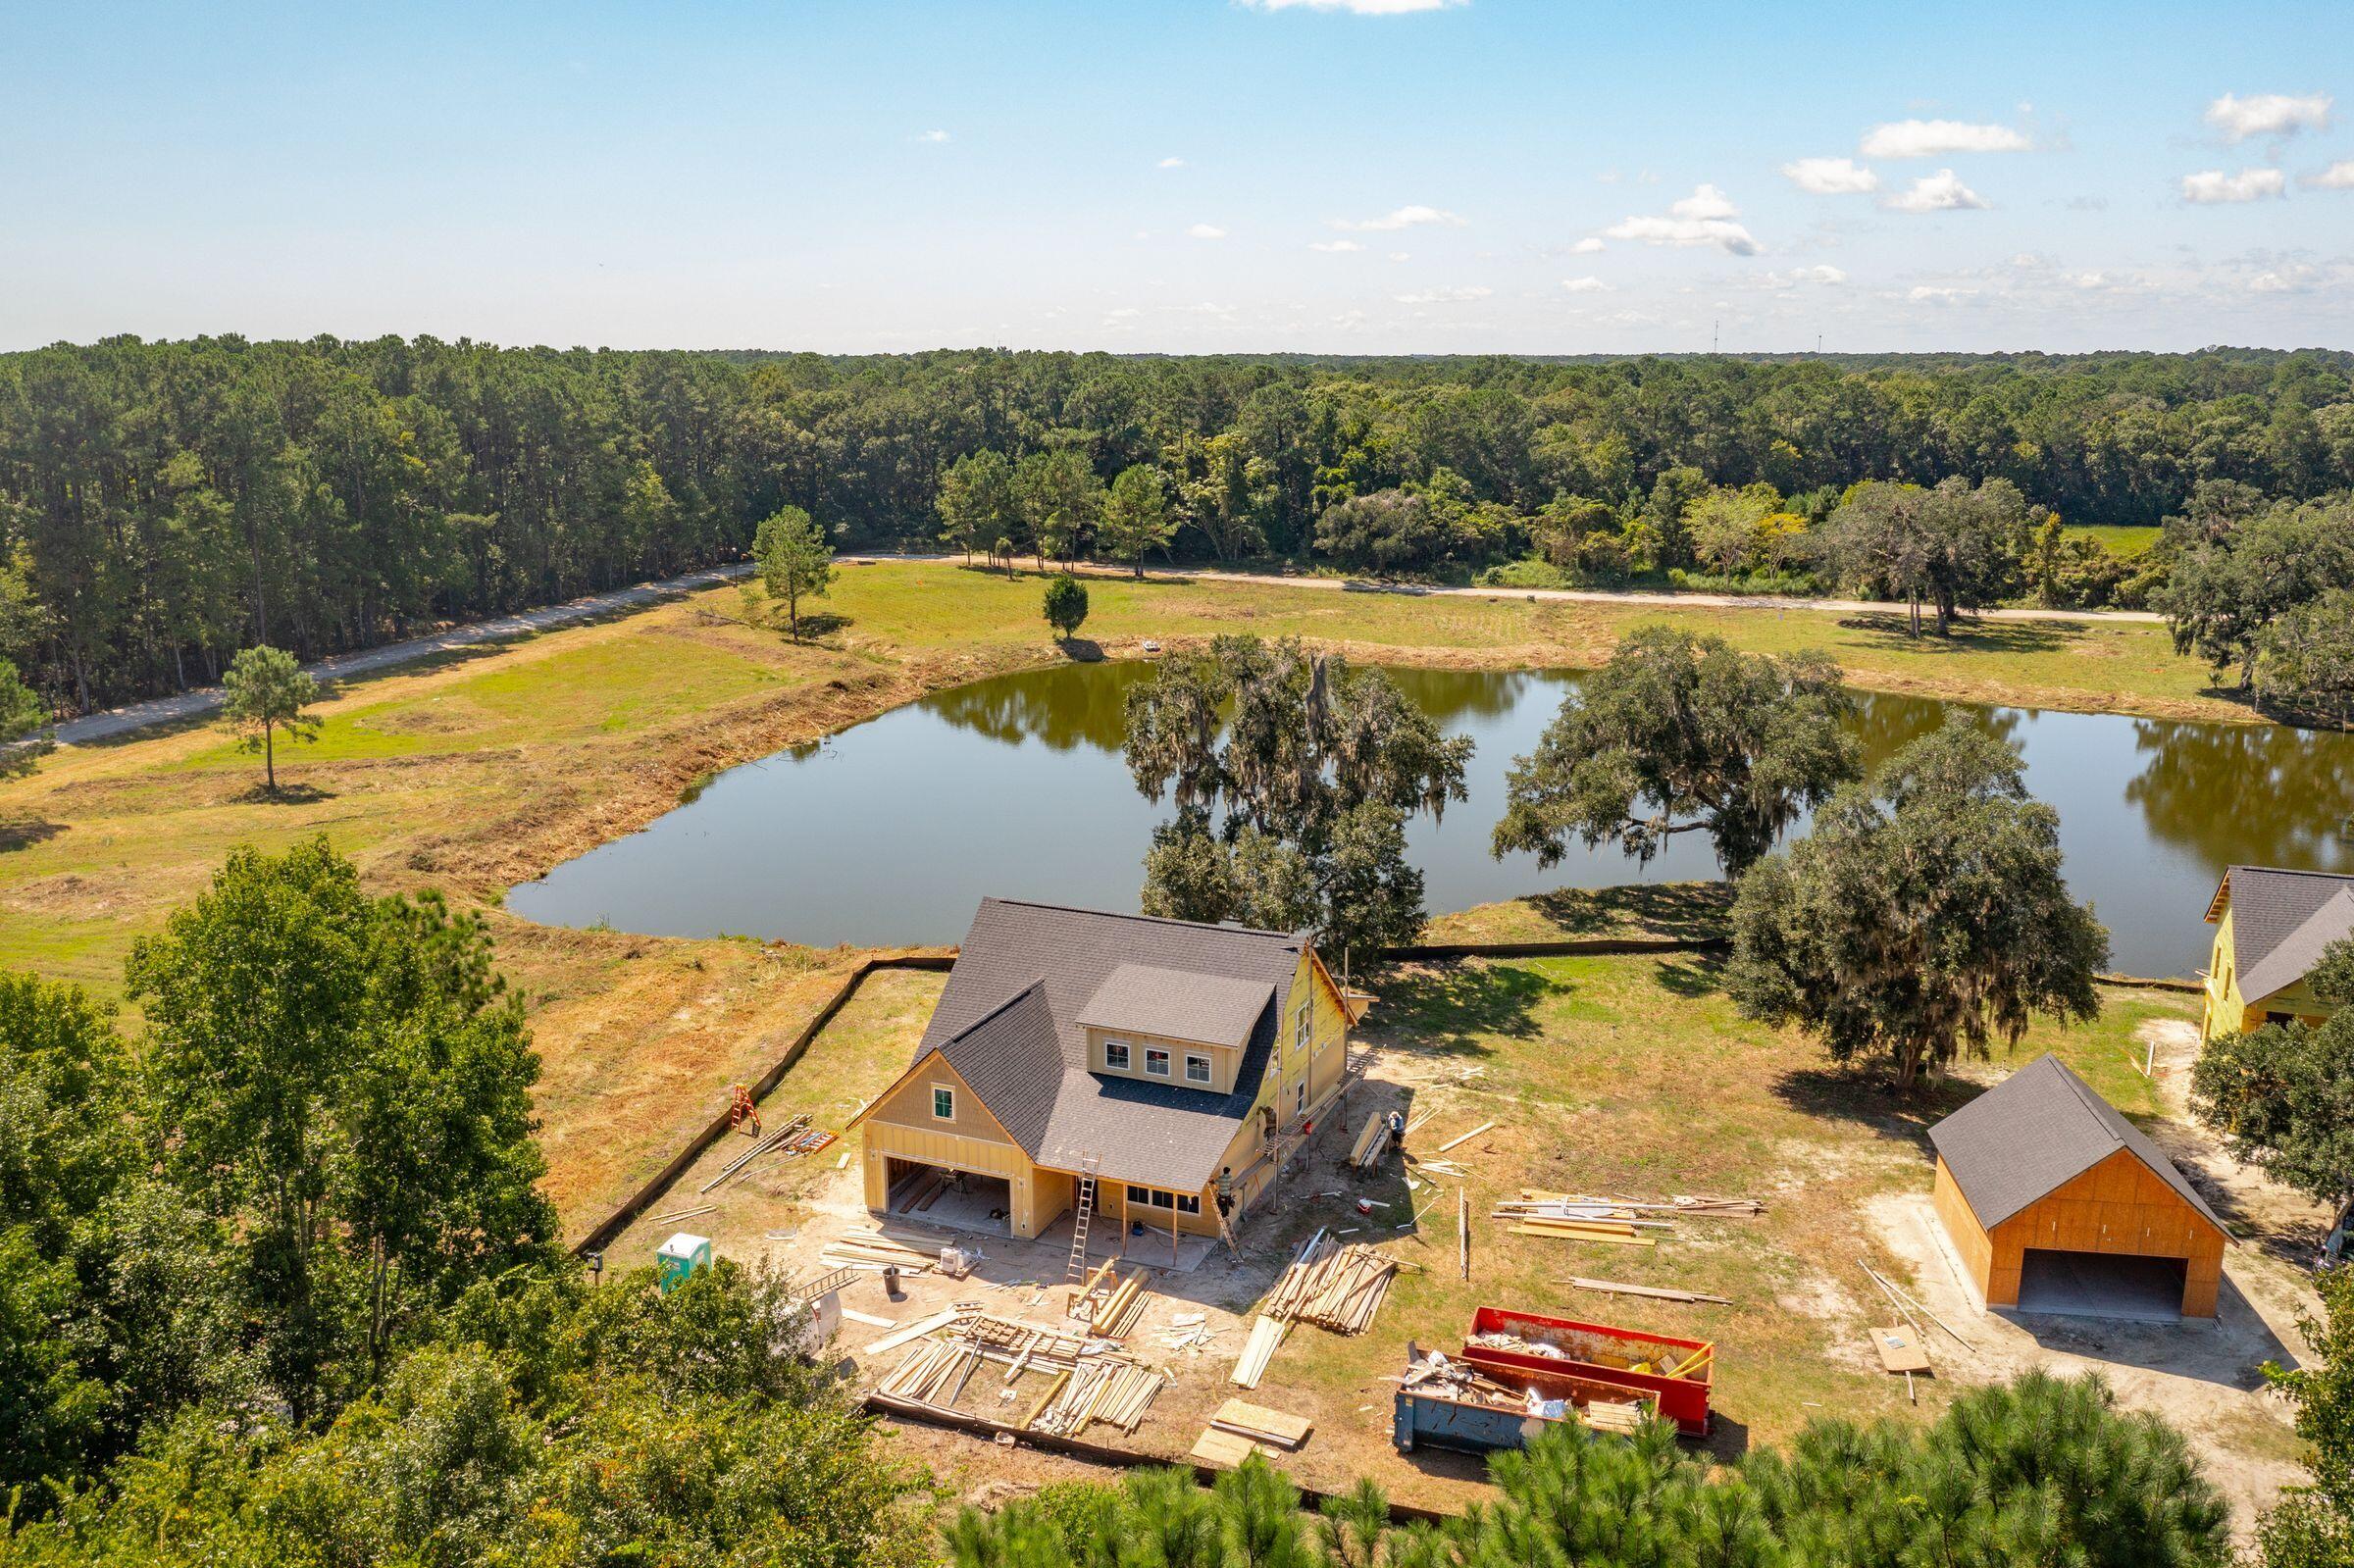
[2062,524,2165,558]
[0,560,2260,1235]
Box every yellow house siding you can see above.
[1087,1026,1240,1093]
[2205,899,2344,1040]
[867,1054,1001,1142]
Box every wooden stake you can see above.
[1458,1188,1470,1280]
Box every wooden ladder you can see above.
[1064,1155,1101,1286]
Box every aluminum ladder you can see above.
[1064,1154,1101,1286]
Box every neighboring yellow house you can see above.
[2202,865,2354,1042]
[844,898,1359,1246]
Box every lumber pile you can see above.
[1027,1357,1165,1438]
[868,1305,1163,1437]
[1229,1314,1289,1390]
[820,1226,946,1274]
[1209,1397,1312,1449]
[1347,1112,1392,1171]
[699,1113,837,1193]
[1496,1189,1765,1248]
[1088,1269,1152,1338]
[1260,1235,1399,1334]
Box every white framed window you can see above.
[1294,1081,1305,1114]
[1294,1005,1310,1054]
[1145,1047,1170,1077]
[1185,1052,1212,1085]
[932,1086,955,1121]
[1103,1038,1131,1070]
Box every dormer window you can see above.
[1104,1038,1131,1070]
[1146,1047,1170,1077]
[1185,1052,1212,1084]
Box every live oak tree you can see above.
[2192,936,2354,1213]
[2163,495,2354,690]
[1816,476,2027,635]
[1493,626,1859,877]
[127,837,555,1416]
[1727,718,2109,1091]
[1125,635,1469,960]
[2256,587,2354,727]
[222,642,320,792]
[1042,573,1089,641]
[1098,463,1176,577]
[752,505,835,638]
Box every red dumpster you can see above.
[1459,1305,1714,1437]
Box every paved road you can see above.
[49,562,753,747]
[850,553,2168,626]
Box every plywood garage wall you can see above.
[1937,1149,2226,1318]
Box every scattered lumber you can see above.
[1412,1158,1469,1179]
[865,1306,976,1355]
[1435,1121,1497,1155]
[1859,1260,1972,1354]
[698,1113,837,1193]
[647,1203,717,1226]
[820,1227,946,1274]
[1871,1325,1929,1376]
[1209,1398,1313,1449]
[1230,1315,1288,1389]
[1561,1278,1732,1306]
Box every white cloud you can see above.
[1883,169,1987,213]
[1559,276,1612,293]
[1393,284,1492,304]
[1241,0,1464,11]
[1908,285,1977,304]
[2248,265,2317,293]
[1565,236,1607,254]
[913,128,950,144]
[1156,156,1186,169]
[2306,160,2354,190]
[1861,119,2030,158]
[1762,264,1849,288]
[1602,184,1759,255]
[1388,251,1410,262]
[2204,92,2331,143]
[2180,168,2286,204]
[1307,239,1364,253]
[1329,204,1467,231]
[1782,157,1879,194]
[1186,223,1229,239]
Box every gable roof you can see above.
[2212,865,2354,1006]
[1929,1054,2227,1236]
[1077,963,1275,1049]
[907,898,1310,1192]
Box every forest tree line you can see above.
[6,336,2354,713]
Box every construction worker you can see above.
[1214,1166,1235,1223]
[1386,1107,1407,1153]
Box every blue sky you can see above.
[4,0,2350,353]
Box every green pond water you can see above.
[506,662,2354,978]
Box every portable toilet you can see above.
[655,1233,712,1292]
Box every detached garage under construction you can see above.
[1929,1054,2228,1321]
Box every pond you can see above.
[505,661,2354,978]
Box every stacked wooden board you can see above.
[1209,1398,1312,1449]
[819,1226,945,1275]
[1496,1189,1764,1248]
[1229,1315,1289,1390]
[1347,1113,1392,1171]
[1260,1234,1400,1334]
[867,1305,1163,1439]
[698,1113,839,1193]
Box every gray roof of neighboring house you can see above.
[2214,865,2354,1007]
[1929,1053,2227,1236]
[1076,963,1275,1050]
[909,898,1308,1191]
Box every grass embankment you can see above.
[0,560,2249,1235]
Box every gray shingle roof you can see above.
[911,898,1308,1192]
[1929,1053,2227,1235]
[2215,866,2354,1007]
[1077,963,1275,1049]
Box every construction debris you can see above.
[699,1113,837,1193]
[869,1307,1166,1439]
[1434,1121,1497,1155]
[1401,1347,1653,1438]
[1191,1426,1277,1468]
[821,1227,947,1275]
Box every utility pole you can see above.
[1712,319,1719,354]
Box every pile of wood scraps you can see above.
[1026,1358,1165,1438]
[1261,1233,1401,1334]
[1496,1189,1766,1248]
[1858,1258,1972,1401]
[867,1305,1165,1438]
[820,1226,947,1275]
[699,1113,836,1194]
[1405,1348,1653,1436]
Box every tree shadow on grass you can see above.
[1833,613,2074,658]
[1770,1064,1966,1152]
[1651,951,1728,998]
[0,818,65,853]
[784,612,853,641]
[1367,959,1556,1057]
[231,782,337,806]
[1055,636,1106,663]
[1515,881,1735,941]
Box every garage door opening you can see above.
[2016,1248,2189,1323]
[884,1157,1011,1237]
